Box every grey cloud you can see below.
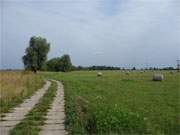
[1,0,179,69]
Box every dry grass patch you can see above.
[0,71,44,114]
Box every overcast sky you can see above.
[1,0,180,69]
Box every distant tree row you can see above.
[73,66,176,71]
[143,67,175,70]
[22,36,72,73]
[75,66,121,71]
[22,36,176,73]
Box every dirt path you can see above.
[39,81,66,135]
[0,81,51,135]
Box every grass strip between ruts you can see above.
[10,81,57,135]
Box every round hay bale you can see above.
[170,71,174,74]
[152,74,164,81]
[125,71,130,75]
[97,72,103,77]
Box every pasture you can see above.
[43,70,180,134]
[0,70,179,134]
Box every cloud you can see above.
[1,0,179,69]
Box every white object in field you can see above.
[126,71,130,75]
[152,74,164,81]
[170,71,174,74]
[97,72,103,77]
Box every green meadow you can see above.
[43,71,180,135]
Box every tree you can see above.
[22,36,50,72]
[46,54,72,72]
[60,54,72,72]
[46,57,61,71]
[132,67,136,70]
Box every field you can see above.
[0,71,44,114]
[43,71,180,134]
[0,70,179,134]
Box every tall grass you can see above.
[0,71,44,114]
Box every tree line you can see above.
[22,36,122,73]
[75,66,121,70]
[22,36,177,73]
[22,36,72,73]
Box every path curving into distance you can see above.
[39,80,67,135]
[0,81,51,135]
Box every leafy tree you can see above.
[132,67,136,70]
[46,57,61,71]
[22,36,50,72]
[46,54,72,72]
[60,54,72,72]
